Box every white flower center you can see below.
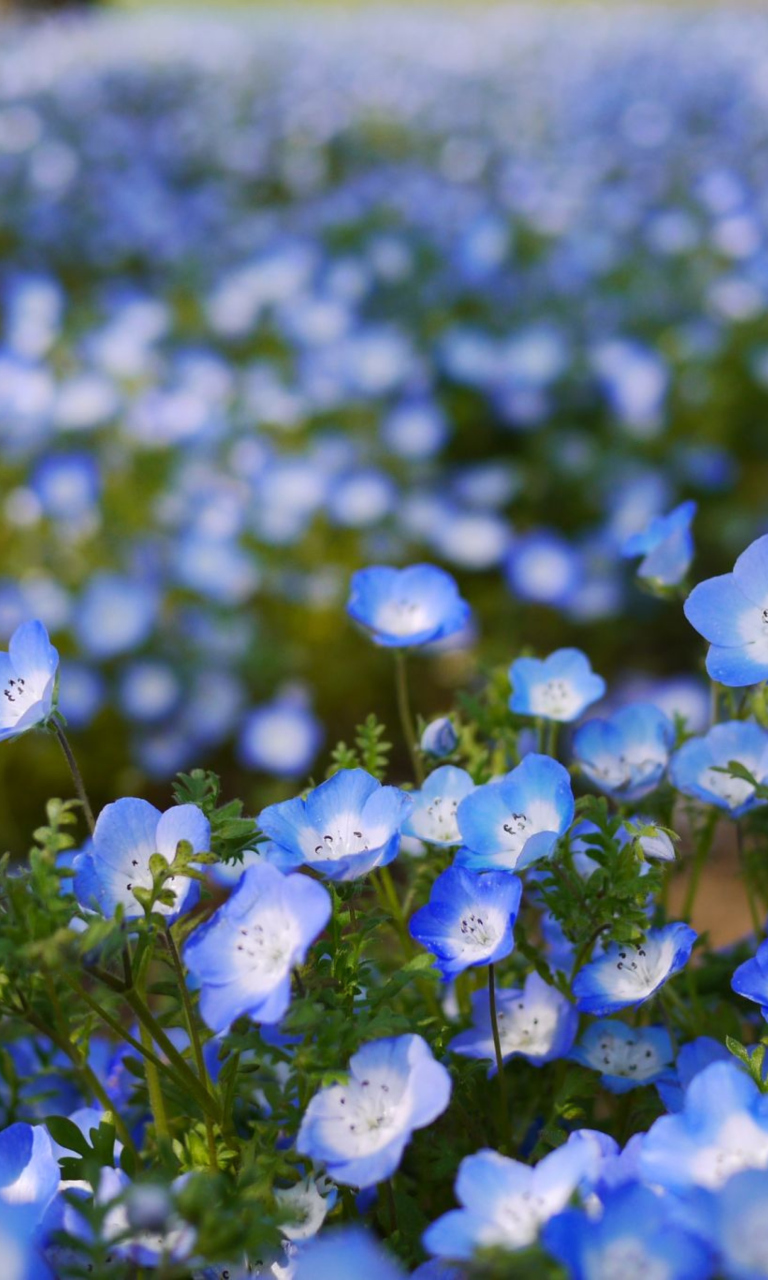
[586,1238,669,1280]
[700,766,754,810]
[1,671,43,723]
[589,1032,663,1081]
[327,1075,410,1158]
[604,937,674,1002]
[307,825,370,863]
[497,998,559,1058]
[500,811,533,857]
[691,1114,768,1188]
[410,795,461,844]
[530,679,580,720]
[374,597,434,638]
[478,1190,552,1250]
[458,910,501,954]
[233,908,298,979]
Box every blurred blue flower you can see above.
[75,573,158,659]
[684,534,768,686]
[420,717,458,759]
[293,1227,404,1280]
[670,720,768,816]
[621,499,696,586]
[238,698,323,779]
[450,970,578,1068]
[573,703,675,802]
[509,648,606,722]
[347,564,471,648]
[505,531,582,608]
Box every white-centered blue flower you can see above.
[346,564,471,648]
[570,1019,674,1093]
[403,767,476,847]
[684,533,768,686]
[572,923,697,1015]
[732,939,768,1021]
[258,767,412,881]
[292,1227,405,1280]
[509,648,606,723]
[73,797,210,922]
[409,866,522,979]
[0,620,58,742]
[297,1034,451,1189]
[455,754,574,872]
[423,1144,593,1260]
[572,703,675,802]
[183,863,331,1032]
[449,970,578,1067]
[670,720,768,817]
[621,499,697,587]
[698,1168,768,1280]
[0,1123,59,1226]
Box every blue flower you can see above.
[733,939,768,1021]
[74,573,158,660]
[183,864,330,1032]
[0,1123,59,1225]
[656,1036,731,1113]
[0,621,58,742]
[505,531,582,609]
[409,867,521,979]
[73,797,210,922]
[570,1019,674,1093]
[670,720,768,817]
[346,564,471,648]
[543,1183,712,1280]
[450,970,578,1067]
[237,698,323,779]
[0,1200,52,1280]
[684,534,768,686]
[572,703,675,802]
[292,1227,404,1280]
[621,499,697,587]
[455,754,574,872]
[403,767,476,847]
[258,767,412,881]
[572,923,697,1015]
[420,717,458,759]
[509,648,606,722]
[639,1061,768,1191]
[423,1144,593,1259]
[297,1034,451,1189]
[698,1169,768,1280]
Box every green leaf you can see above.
[46,1116,91,1157]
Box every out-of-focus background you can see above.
[0,2,765,927]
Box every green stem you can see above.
[737,820,763,938]
[124,988,222,1122]
[682,810,717,921]
[542,719,559,759]
[488,964,509,1152]
[394,650,424,786]
[164,924,218,1170]
[136,967,169,1144]
[52,721,95,834]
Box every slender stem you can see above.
[394,650,424,786]
[542,719,559,759]
[737,820,763,939]
[164,924,218,1170]
[376,866,413,956]
[488,964,509,1152]
[124,989,222,1122]
[52,722,96,834]
[682,810,717,921]
[133,958,169,1144]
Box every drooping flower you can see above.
[570,1020,674,1093]
[0,620,58,743]
[620,499,697,587]
[455,754,574,872]
[572,703,675,802]
[543,1183,712,1280]
[258,767,412,881]
[732,939,768,1021]
[684,534,768,686]
[572,923,697,1016]
[670,720,768,817]
[183,864,331,1032]
[346,564,471,648]
[420,717,458,759]
[297,1034,451,1189]
[423,1144,593,1260]
[409,866,522,979]
[449,970,578,1068]
[508,648,605,722]
[73,797,210,922]
[403,767,476,847]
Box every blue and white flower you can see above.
[656,1036,732,1113]
[698,1168,768,1280]
[570,1020,674,1093]
[450,971,578,1067]
[0,1123,59,1224]
[670,721,768,816]
[403,768,475,847]
[346,565,471,648]
[297,1034,451,1189]
[238,697,323,779]
[258,768,412,881]
[508,648,605,723]
[0,621,58,743]
[572,923,697,1015]
[621,499,697,587]
[572,703,675,802]
[73,797,210,922]
[183,864,331,1032]
[293,1227,404,1280]
[409,866,522,979]
[420,718,458,759]
[732,939,768,1021]
[455,755,574,872]
[684,533,768,686]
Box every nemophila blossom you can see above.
[258,767,412,881]
[684,534,768,686]
[570,1019,674,1093]
[0,620,58,742]
[697,1169,768,1280]
[508,648,605,722]
[73,797,210,922]
[572,923,697,1015]
[74,573,158,659]
[505,530,582,608]
[183,864,330,1032]
[423,1144,593,1260]
[0,1123,59,1224]
[670,720,768,817]
[621,499,697,587]
[543,1183,713,1280]
[450,970,578,1067]
[639,1061,768,1191]
[420,717,458,759]
[297,1034,451,1189]
[572,703,675,802]
[346,564,471,647]
[732,939,768,1021]
[403,767,475,847]
[274,1176,336,1242]
[0,1201,52,1280]
[292,1227,404,1280]
[238,697,323,779]
[455,754,574,872]
[656,1036,731,1113]
[408,866,522,979]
